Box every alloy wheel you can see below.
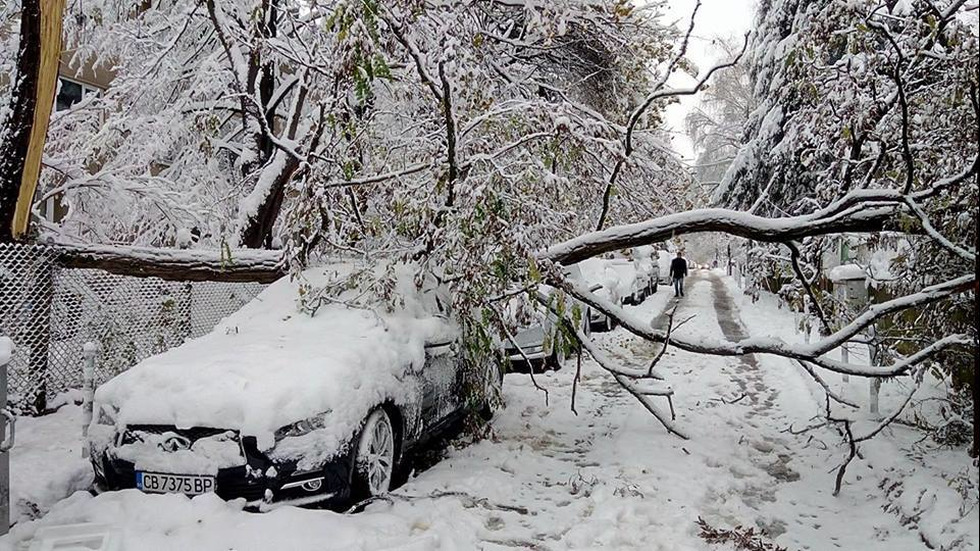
[355,409,395,496]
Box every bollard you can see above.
[803,298,811,345]
[867,324,881,417]
[81,342,98,459]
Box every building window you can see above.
[56,77,100,111]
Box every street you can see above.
[5,271,973,550]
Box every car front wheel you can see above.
[546,345,566,371]
[351,408,397,500]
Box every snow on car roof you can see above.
[828,263,868,282]
[95,264,451,450]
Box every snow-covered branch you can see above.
[53,242,285,283]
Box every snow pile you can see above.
[114,430,243,475]
[95,265,451,455]
[828,263,866,282]
[7,405,93,525]
[867,246,899,284]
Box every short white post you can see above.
[841,345,849,383]
[803,297,811,344]
[867,325,880,417]
[81,342,98,458]
[870,378,881,418]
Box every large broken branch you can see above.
[54,242,285,283]
[545,156,978,265]
[549,205,898,266]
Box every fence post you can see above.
[1,335,16,535]
[28,255,53,414]
[81,342,97,459]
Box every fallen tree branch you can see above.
[53,242,285,283]
[572,325,687,438]
[795,360,860,409]
[545,155,979,265]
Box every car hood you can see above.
[95,266,451,450]
[507,325,546,349]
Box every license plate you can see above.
[136,471,215,495]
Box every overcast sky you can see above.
[659,0,757,162]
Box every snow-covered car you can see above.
[564,262,619,332]
[631,246,660,297]
[574,258,632,331]
[602,258,650,305]
[87,266,502,509]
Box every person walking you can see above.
[669,251,688,297]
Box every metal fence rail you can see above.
[0,242,266,414]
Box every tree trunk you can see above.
[238,155,298,249]
[0,0,42,242]
[237,0,289,249]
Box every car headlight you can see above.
[95,403,118,426]
[275,413,328,441]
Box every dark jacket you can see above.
[669,257,688,279]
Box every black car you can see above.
[87,266,502,509]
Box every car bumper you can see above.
[91,442,354,509]
[505,349,547,362]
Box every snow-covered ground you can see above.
[6,404,91,525]
[3,271,976,550]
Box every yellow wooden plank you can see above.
[12,0,66,239]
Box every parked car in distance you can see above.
[88,265,502,510]
[631,246,660,296]
[502,279,593,372]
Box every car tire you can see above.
[546,346,565,371]
[351,408,397,501]
[583,310,593,337]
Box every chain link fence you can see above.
[0,242,267,414]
